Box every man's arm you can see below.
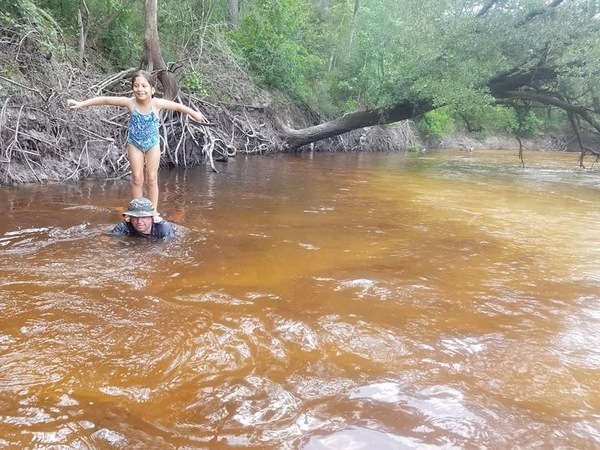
[109,220,133,236]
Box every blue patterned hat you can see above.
[122,197,157,217]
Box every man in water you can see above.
[110,197,175,239]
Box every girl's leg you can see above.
[127,144,145,199]
[144,145,161,210]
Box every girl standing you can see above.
[67,70,207,216]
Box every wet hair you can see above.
[131,70,157,88]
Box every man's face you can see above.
[130,216,153,235]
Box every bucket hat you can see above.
[122,197,157,217]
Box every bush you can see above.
[416,107,454,138]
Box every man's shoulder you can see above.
[110,220,133,235]
[152,220,175,238]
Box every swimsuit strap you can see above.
[132,108,158,119]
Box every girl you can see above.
[67,70,207,216]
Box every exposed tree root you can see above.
[0,68,276,184]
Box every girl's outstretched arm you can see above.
[155,98,207,123]
[66,96,132,110]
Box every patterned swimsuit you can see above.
[128,108,160,152]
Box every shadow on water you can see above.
[0,150,600,448]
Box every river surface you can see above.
[0,150,599,449]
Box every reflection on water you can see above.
[1,150,600,449]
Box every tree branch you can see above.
[476,0,499,17]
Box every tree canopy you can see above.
[217,0,593,156]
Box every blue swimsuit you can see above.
[128,109,160,152]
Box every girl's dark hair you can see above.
[131,70,156,88]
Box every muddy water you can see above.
[1,150,599,449]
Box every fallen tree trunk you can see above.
[279,99,433,149]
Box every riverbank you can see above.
[0,20,584,187]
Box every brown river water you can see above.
[0,150,599,449]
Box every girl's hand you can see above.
[192,111,207,123]
[66,99,80,109]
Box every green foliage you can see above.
[510,107,547,136]
[33,0,78,31]
[157,0,229,62]
[228,0,324,102]
[450,103,568,138]
[1,0,64,61]
[98,14,143,67]
[180,72,208,96]
[0,0,30,25]
[91,1,145,68]
[416,107,454,138]
[29,0,145,68]
[458,105,514,136]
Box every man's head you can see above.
[123,197,156,235]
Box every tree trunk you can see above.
[229,0,239,28]
[76,0,89,66]
[316,0,328,21]
[280,100,432,148]
[143,0,179,100]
